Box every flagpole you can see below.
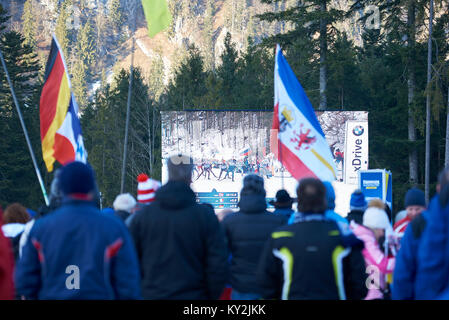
[0,49,49,206]
[120,5,137,194]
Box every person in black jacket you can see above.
[257,178,367,300]
[129,155,228,300]
[222,174,287,300]
[346,189,368,224]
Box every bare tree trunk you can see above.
[425,0,434,203]
[147,103,152,175]
[407,0,419,184]
[319,0,327,110]
[445,85,449,167]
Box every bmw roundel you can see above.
[353,125,364,136]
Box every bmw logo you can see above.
[353,125,364,136]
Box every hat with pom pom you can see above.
[137,173,161,204]
[113,193,137,213]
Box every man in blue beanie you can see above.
[394,188,426,239]
[346,189,368,225]
[15,161,141,300]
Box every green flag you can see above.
[141,0,172,38]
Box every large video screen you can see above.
[161,111,368,214]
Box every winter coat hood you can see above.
[1,223,25,238]
[155,181,196,210]
[238,194,267,213]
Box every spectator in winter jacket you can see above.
[129,155,228,300]
[2,203,30,260]
[19,168,64,259]
[15,161,141,300]
[222,175,287,300]
[0,207,14,300]
[349,206,397,300]
[346,189,368,225]
[257,178,367,300]
[394,188,426,240]
[269,189,295,219]
[391,188,427,300]
[414,167,449,299]
[113,193,137,222]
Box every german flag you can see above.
[39,36,72,172]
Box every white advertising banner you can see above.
[344,120,369,185]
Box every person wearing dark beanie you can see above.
[394,188,426,239]
[222,174,287,300]
[15,161,141,300]
[59,161,97,198]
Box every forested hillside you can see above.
[0,0,448,212]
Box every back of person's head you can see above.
[113,193,137,213]
[59,161,97,197]
[270,189,293,209]
[167,154,194,184]
[350,189,367,212]
[296,178,327,214]
[241,174,266,197]
[323,181,335,210]
[3,203,30,224]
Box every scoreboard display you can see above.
[195,189,239,209]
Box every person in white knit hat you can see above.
[113,193,137,222]
[349,206,398,300]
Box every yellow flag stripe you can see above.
[311,148,337,179]
[42,73,71,172]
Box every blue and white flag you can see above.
[272,44,336,181]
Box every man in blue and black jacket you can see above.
[15,161,141,300]
[257,178,367,300]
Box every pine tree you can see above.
[202,0,215,71]
[164,45,207,110]
[72,19,95,109]
[216,32,239,107]
[0,5,43,208]
[82,68,156,206]
[257,0,345,110]
[55,0,73,59]
[108,0,124,35]
[21,0,36,50]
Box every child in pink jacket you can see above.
[350,207,398,300]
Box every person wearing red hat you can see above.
[137,173,161,204]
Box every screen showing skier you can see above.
[161,110,368,210]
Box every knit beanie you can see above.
[323,181,336,210]
[404,188,426,208]
[137,173,161,204]
[350,189,367,211]
[363,207,392,231]
[59,161,96,195]
[113,193,137,213]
